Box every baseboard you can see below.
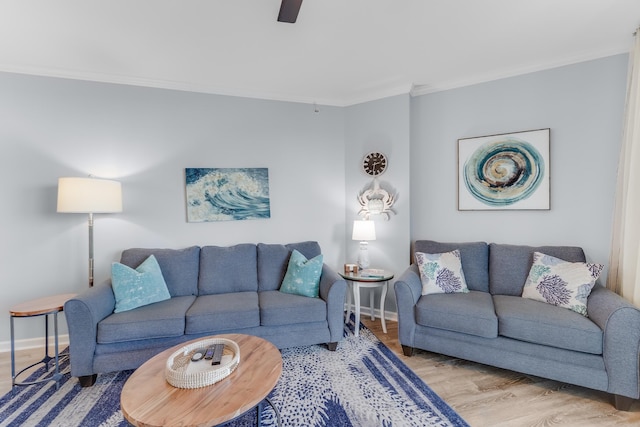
[0,334,70,354]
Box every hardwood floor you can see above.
[361,317,640,427]
[0,346,56,395]
[2,320,639,426]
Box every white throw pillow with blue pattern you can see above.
[522,252,603,316]
[112,254,171,313]
[415,250,470,296]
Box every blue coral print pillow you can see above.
[415,250,470,296]
[522,252,603,316]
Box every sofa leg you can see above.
[327,342,338,351]
[614,394,635,411]
[401,345,414,357]
[78,374,97,387]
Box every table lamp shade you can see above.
[352,220,376,241]
[57,177,122,213]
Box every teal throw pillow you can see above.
[279,249,323,298]
[112,254,171,313]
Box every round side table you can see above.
[340,270,394,337]
[9,293,76,389]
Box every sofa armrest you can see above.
[319,264,347,343]
[63,280,116,377]
[587,285,640,399]
[394,264,422,348]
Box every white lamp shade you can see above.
[57,177,123,213]
[352,220,376,241]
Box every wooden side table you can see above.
[9,293,76,389]
[340,270,394,337]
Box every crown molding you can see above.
[0,47,629,108]
[410,48,629,97]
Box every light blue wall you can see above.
[0,53,629,346]
[410,54,628,274]
[0,73,345,345]
[345,94,411,315]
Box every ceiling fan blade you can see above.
[277,0,303,23]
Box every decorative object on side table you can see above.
[340,269,394,337]
[352,220,376,270]
[57,177,123,287]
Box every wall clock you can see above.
[362,152,387,176]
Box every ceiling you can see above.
[1,0,639,106]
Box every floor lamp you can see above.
[57,177,123,287]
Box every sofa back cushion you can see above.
[119,246,200,297]
[414,240,489,292]
[489,243,586,296]
[257,241,322,291]
[198,244,258,295]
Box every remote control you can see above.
[211,344,225,365]
[191,349,205,362]
[203,346,215,360]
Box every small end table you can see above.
[340,270,394,337]
[9,293,76,389]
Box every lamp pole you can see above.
[88,212,94,287]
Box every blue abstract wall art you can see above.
[458,129,550,210]
[185,168,271,222]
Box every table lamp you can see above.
[57,177,123,287]
[352,220,376,270]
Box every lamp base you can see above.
[357,241,370,270]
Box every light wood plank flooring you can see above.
[2,320,639,426]
[361,318,640,426]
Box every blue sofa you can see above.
[64,241,346,387]
[395,240,640,410]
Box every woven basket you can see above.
[165,337,240,389]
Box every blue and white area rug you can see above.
[0,319,469,427]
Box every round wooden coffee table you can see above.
[120,334,282,427]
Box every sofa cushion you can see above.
[414,240,489,292]
[259,290,327,326]
[198,244,258,295]
[185,292,260,334]
[97,296,195,344]
[493,295,603,354]
[415,250,470,295]
[415,291,498,338]
[489,244,586,296]
[120,247,200,297]
[257,241,322,291]
[111,254,171,313]
[522,252,604,316]
[279,250,323,298]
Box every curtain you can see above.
[607,29,640,306]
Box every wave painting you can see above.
[185,168,271,222]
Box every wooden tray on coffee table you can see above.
[121,334,282,427]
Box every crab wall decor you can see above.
[357,178,397,220]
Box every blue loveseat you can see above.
[64,241,346,386]
[395,240,640,410]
